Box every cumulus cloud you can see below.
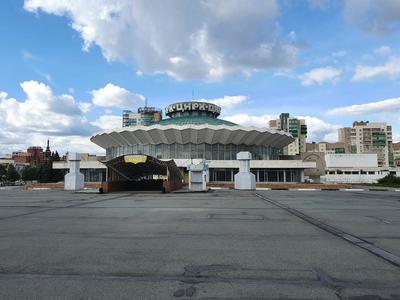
[224,113,276,128]
[326,97,400,116]
[0,81,103,154]
[300,67,341,86]
[297,116,340,142]
[224,113,340,142]
[352,57,400,81]
[343,0,400,35]
[24,0,298,81]
[91,114,122,130]
[91,83,145,108]
[0,81,95,135]
[196,95,248,110]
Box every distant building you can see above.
[123,106,162,127]
[393,142,400,167]
[306,142,346,154]
[338,121,393,167]
[11,140,53,168]
[268,113,307,155]
[322,153,399,184]
[338,127,352,154]
[43,139,52,165]
[53,153,106,182]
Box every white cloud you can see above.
[24,0,298,81]
[300,67,341,86]
[224,113,340,142]
[352,57,400,81]
[0,81,102,154]
[0,81,94,135]
[21,49,38,62]
[297,116,340,142]
[91,114,121,130]
[196,95,248,110]
[343,0,400,35]
[374,45,391,56]
[91,83,145,108]
[326,97,400,116]
[224,114,275,128]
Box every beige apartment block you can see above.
[306,142,346,154]
[338,121,393,167]
[269,113,307,155]
[393,142,400,166]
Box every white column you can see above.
[64,153,85,191]
[234,152,256,190]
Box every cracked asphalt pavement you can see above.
[0,189,399,299]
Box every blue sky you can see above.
[0,0,399,154]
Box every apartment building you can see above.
[393,142,400,167]
[269,113,307,155]
[339,121,393,167]
[122,106,162,127]
[306,142,346,154]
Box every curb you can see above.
[289,188,321,191]
[340,188,365,191]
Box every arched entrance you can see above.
[101,154,182,192]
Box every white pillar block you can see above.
[64,152,84,191]
[234,151,256,190]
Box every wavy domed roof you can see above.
[156,116,237,126]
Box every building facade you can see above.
[321,153,399,184]
[393,142,400,167]
[306,142,346,154]
[91,102,315,184]
[53,154,106,182]
[122,107,162,127]
[338,121,393,167]
[268,113,307,155]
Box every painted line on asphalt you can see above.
[340,189,365,191]
[256,188,272,191]
[395,189,400,192]
[255,192,400,268]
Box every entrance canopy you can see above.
[104,154,182,182]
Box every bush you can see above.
[6,164,20,182]
[21,166,39,181]
[377,174,400,187]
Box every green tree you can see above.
[38,165,51,183]
[21,166,39,181]
[6,164,20,182]
[0,164,7,181]
[52,151,61,161]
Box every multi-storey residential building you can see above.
[339,121,393,167]
[306,142,346,154]
[123,107,162,127]
[268,113,307,155]
[393,142,400,167]
[338,127,352,154]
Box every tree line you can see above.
[0,151,64,183]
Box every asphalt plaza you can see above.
[0,189,400,299]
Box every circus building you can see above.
[90,101,315,191]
